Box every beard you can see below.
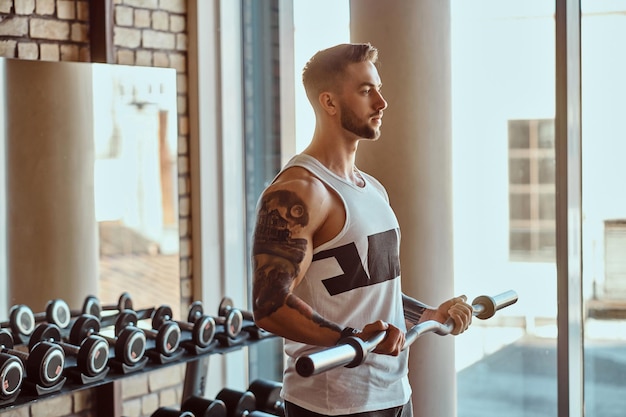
[340,103,381,140]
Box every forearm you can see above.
[254,293,343,346]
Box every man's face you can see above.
[337,61,387,140]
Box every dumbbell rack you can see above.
[0,308,277,417]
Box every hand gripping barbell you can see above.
[69,314,147,368]
[29,323,109,379]
[0,328,65,389]
[295,290,519,377]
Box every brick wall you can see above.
[0,1,191,416]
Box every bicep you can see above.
[251,183,322,319]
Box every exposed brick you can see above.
[124,0,158,9]
[176,73,187,94]
[36,0,55,15]
[170,14,185,32]
[180,274,192,296]
[159,0,185,13]
[0,17,29,37]
[30,18,70,40]
[136,49,152,66]
[141,392,160,416]
[113,26,141,48]
[115,5,134,26]
[0,40,17,57]
[17,42,38,59]
[121,373,149,400]
[30,394,74,416]
[147,364,184,391]
[143,29,175,49]
[177,95,187,114]
[176,33,187,51]
[71,22,88,42]
[60,43,79,61]
[79,45,89,61]
[116,48,134,65]
[152,10,168,30]
[169,52,185,73]
[15,0,35,14]
[178,194,190,218]
[0,0,12,13]
[40,42,59,60]
[177,133,188,155]
[57,0,75,19]
[0,404,29,417]
[123,398,142,417]
[77,0,89,21]
[134,8,150,28]
[159,386,180,408]
[73,389,95,413]
[153,50,169,67]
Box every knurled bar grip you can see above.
[295,290,518,377]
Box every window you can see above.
[508,119,556,261]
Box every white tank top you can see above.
[279,154,411,415]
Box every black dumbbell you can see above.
[0,328,65,389]
[151,408,194,417]
[0,352,24,401]
[180,395,227,417]
[189,301,243,339]
[219,297,253,322]
[29,323,109,378]
[115,310,181,357]
[7,299,72,337]
[152,305,216,349]
[69,314,147,368]
[248,379,284,417]
[80,292,133,320]
[216,388,276,417]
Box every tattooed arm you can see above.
[251,171,397,350]
[251,172,344,347]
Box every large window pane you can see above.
[451,1,557,415]
[581,2,626,415]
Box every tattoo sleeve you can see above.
[252,190,309,319]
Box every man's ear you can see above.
[318,92,337,115]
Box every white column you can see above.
[6,60,98,310]
[350,1,456,415]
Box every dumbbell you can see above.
[81,292,133,320]
[248,379,284,417]
[0,352,24,401]
[180,395,227,417]
[216,388,276,417]
[218,297,253,323]
[0,328,65,389]
[152,305,216,349]
[189,301,243,339]
[151,408,194,417]
[115,310,181,357]
[29,323,109,378]
[69,314,147,368]
[7,299,72,338]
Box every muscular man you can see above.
[251,43,473,417]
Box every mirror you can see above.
[0,58,180,321]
